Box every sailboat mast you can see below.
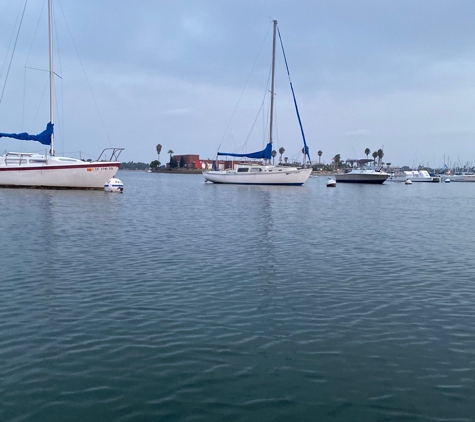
[269,20,277,147]
[48,0,55,155]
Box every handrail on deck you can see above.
[96,148,124,162]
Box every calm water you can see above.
[1,172,475,421]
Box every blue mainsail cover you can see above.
[0,122,53,146]
[217,142,272,160]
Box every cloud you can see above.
[2,0,475,167]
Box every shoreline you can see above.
[144,169,336,175]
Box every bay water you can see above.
[1,172,474,421]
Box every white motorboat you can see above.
[0,0,123,190]
[203,20,311,186]
[326,178,336,187]
[335,159,389,184]
[389,170,438,183]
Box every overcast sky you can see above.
[1,0,475,168]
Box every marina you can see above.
[2,1,475,421]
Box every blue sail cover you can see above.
[0,122,53,146]
[217,142,272,160]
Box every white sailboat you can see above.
[203,20,312,186]
[0,0,123,189]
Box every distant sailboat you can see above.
[203,20,312,186]
[0,0,123,189]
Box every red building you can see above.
[169,154,201,169]
[169,154,259,170]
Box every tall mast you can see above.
[48,0,55,155]
[269,20,277,147]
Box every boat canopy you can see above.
[217,142,272,160]
[0,122,53,146]
[346,159,374,165]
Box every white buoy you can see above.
[104,177,124,193]
[405,179,412,185]
[444,178,451,183]
[326,178,336,187]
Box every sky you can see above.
[1,0,475,168]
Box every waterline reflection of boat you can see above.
[203,20,311,186]
[441,174,475,182]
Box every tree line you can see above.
[145,144,389,170]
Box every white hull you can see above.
[335,170,389,184]
[0,154,120,189]
[388,177,436,183]
[203,166,312,185]
[388,170,439,183]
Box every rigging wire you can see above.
[56,0,112,148]
[277,26,311,162]
[0,0,29,105]
[241,65,272,151]
[216,21,273,154]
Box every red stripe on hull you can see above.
[0,163,120,172]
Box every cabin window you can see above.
[250,168,262,172]
[237,168,249,173]
[59,158,79,162]
[6,158,27,165]
[29,159,47,163]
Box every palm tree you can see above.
[271,150,277,165]
[318,150,322,164]
[365,148,370,159]
[377,149,384,165]
[372,151,378,164]
[168,149,174,160]
[278,147,285,163]
[333,154,341,169]
[284,157,288,164]
[156,144,162,164]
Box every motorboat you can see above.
[389,170,438,183]
[326,178,336,187]
[335,159,389,184]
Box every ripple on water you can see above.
[1,175,475,421]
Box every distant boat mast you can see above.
[48,0,55,155]
[269,20,277,148]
